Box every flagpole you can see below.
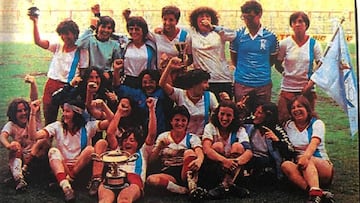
[320,17,345,63]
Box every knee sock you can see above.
[10,158,23,180]
[166,181,188,194]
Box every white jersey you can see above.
[188,29,233,83]
[47,42,88,83]
[44,121,98,161]
[123,43,149,77]
[284,118,329,160]
[155,131,202,167]
[277,36,322,92]
[202,123,249,156]
[169,87,218,135]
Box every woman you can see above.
[0,76,49,191]
[276,11,323,124]
[202,100,252,199]
[120,16,157,89]
[114,66,173,134]
[88,96,147,196]
[160,57,218,135]
[246,102,297,181]
[29,13,89,125]
[188,6,235,101]
[28,99,113,202]
[281,96,334,203]
[146,105,206,200]
[90,97,157,202]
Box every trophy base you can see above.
[103,177,129,190]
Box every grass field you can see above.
[0,42,358,202]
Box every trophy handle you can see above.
[127,153,139,162]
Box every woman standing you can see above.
[281,96,334,203]
[120,16,157,89]
[29,13,88,125]
[276,11,323,124]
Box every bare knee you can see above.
[212,142,225,154]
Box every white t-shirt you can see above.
[1,120,41,154]
[47,42,89,83]
[202,122,249,156]
[277,37,322,92]
[44,121,99,161]
[284,119,329,160]
[189,29,233,83]
[150,29,190,68]
[123,43,149,77]
[155,131,202,167]
[169,87,218,135]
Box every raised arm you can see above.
[112,59,124,87]
[28,14,49,49]
[106,102,128,150]
[144,97,157,146]
[29,100,49,140]
[159,57,184,95]
[90,99,114,130]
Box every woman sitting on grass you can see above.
[202,100,252,199]
[0,75,49,191]
[146,105,206,201]
[281,96,334,203]
[28,99,113,202]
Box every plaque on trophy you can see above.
[174,42,187,62]
[94,150,138,190]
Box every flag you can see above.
[311,24,358,137]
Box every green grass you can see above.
[0,42,358,202]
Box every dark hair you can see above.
[61,99,86,131]
[169,105,190,122]
[96,16,116,33]
[118,126,145,151]
[241,0,263,15]
[126,16,149,42]
[138,69,160,88]
[78,67,108,100]
[189,7,219,31]
[162,6,181,22]
[211,100,241,133]
[288,95,318,123]
[289,11,310,30]
[181,69,210,89]
[259,102,279,128]
[7,98,30,125]
[56,19,80,40]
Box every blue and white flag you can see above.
[311,25,358,137]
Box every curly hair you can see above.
[162,6,181,22]
[56,19,80,39]
[178,69,210,89]
[138,69,160,88]
[189,7,219,31]
[210,100,241,133]
[6,98,30,125]
[258,102,279,129]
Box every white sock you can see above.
[59,179,72,191]
[166,181,188,194]
[10,158,23,180]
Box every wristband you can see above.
[94,13,101,17]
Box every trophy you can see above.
[174,42,187,62]
[28,7,40,17]
[94,150,138,190]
